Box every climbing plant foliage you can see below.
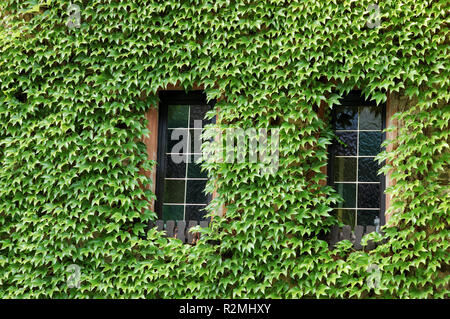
[0,0,448,298]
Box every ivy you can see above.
[0,0,448,298]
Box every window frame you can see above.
[155,90,216,220]
[327,91,387,227]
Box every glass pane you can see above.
[335,106,358,130]
[188,155,207,178]
[166,154,186,178]
[189,104,212,127]
[167,105,189,128]
[185,205,207,221]
[358,183,380,208]
[359,106,382,130]
[163,180,185,203]
[359,131,381,156]
[190,129,202,154]
[162,205,184,221]
[335,132,357,156]
[186,180,208,204]
[334,209,356,228]
[357,210,379,226]
[167,129,188,154]
[358,157,380,182]
[334,157,356,182]
[336,183,356,208]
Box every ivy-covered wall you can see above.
[0,0,448,298]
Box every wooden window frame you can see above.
[154,90,216,220]
[327,91,387,227]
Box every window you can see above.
[328,91,386,229]
[155,91,215,222]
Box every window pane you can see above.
[334,209,356,228]
[166,129,188,154]
[336,183,356,208]
[162,205,184,221]
[359,106,382,130]
[335,132,357,156]
[188,155,207,178]
[357,183,380,208]
[166,154,187,178]
[359,131,381,156]
[358,157,380,182]
[189,104,212,127]
[186,205,207,221]
[167,105,189,128]
[163,180,185,203]
[334,157,357,182]
[186,180,208,204]
[357,210,379,226]
[190,129,202,154]
[335,106,358,130]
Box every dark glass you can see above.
[357,210,379,226]
[162,205,184,221]
[359,106,382,130]
[358,157,380,182]
[163,180,185,203]
[334,209,356,228]
[167,129,188,154]
[190,129,203,154]
[335,106,358,130]
[336,183,356,208]
[188,155,207,178]
[166,155,186,178]
[334,132,357,156]
[185,205,208,221]
[186,180,208,204]
[359,131,381,156]
[333,157,357,182]
[167,105,189,128]
[357,183,380,208]
[189,104,212,127]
